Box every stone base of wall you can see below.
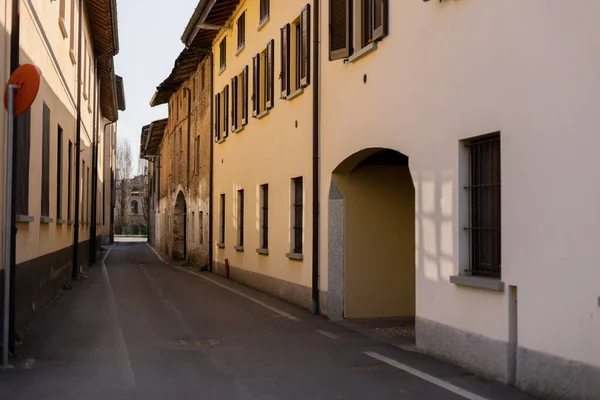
[213,261,327,314]
[517,347,600,400]
[416,317,508,382]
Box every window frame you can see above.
[219,194,226,246]
[237,12,246,52]
[220,37,227,72]
[41,103,51,218]
[57,125,63,219]
[259,0,270,26]
[292,177,303,254]
[237,189,244,247]
[260,184,269,250]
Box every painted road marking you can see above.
[101,248,136,389]
[364,352,490,400]
[144,241,300,322]
[315,330,340,340]
[145,242,165,263]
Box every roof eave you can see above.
[181,0,216,47]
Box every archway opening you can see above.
[329,148,415,326]
[173,191,187,260]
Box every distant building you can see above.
[115,175,148,235]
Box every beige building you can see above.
[142,48,212,268]
[0,0,124,352]
[152,1,600,398]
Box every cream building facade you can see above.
[1,0,123,351]
[153,1,600,399]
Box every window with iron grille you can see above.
[237,12,245,51]
[57,125,63,219]
[260,0,270,24]
[219,194,225,244]
[260,184,268,249]
[292,177,303,254]
[220,38,227,71]
[195,136,200,174]
[466,134,501,277]
[199,211,204,244]
[238,189,244,246]
[41,103,50,217]
[68,140,72,219]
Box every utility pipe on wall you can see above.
[311,0,320,315]
[72,0,83,279]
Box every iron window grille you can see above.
[292,177,303,254]
[466,134,501,277]
[261,184,269,249]
[238,190,244,246]
[220,194,225,244]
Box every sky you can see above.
[114,0,200,173]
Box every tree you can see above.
[115,139,133,234]
[116,139,133,180]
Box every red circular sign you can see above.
[3,64,42,116]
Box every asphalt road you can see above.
[0,241,538,400]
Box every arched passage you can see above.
[328,148,415,320]
[173,191,187,260]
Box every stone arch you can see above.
[328,148,415,321]
[173,191,187,260]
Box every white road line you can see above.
[364,352,490,400]
[101,248,136,389]
[145,242,165,263]
[315,330,340,340]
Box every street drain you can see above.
[179,339,219,347]
[350,363,396,373]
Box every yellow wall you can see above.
[334,165,415,319]
[212,0,314,288]
[0,0,11,271]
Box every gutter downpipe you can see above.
[90,59,99,266]
[185,88,192,190]
[311,0,320,315]
[6,0,21,357]
[72,0,83,279]
[208,53,214,272]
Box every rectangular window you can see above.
[41,103,50,217]
[237,12,245,51]
[329,0,388,61]
[69,0,76,61]
[242,66,249,125]
[195,135,200,174]
[231,75,238,131]
[466,134,501,277]
[199,211,204,244]
[82,160,85,222]
[292,177,303,254]
[59,0,68,38]
[191,211,195,242]
[237,189,244,247]
[253,44,274,116]
[219,194,225,245]
[87,167,90,223]
[260,0,270,24]
[220,38,227,72]
[15,109,31,216]
[223,86,229,138]
[214,92,221,141]
[260,184,268,249]
[88,54,92,111]
[102,180,105,225]
[281,5,310,98]
[57,125,63,219]
[68,140,73,220]
[83,39,88,99]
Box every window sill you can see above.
[16,215,34,223]
[58,17,68,39]
[69,49,77,65]
[40,216,54,224]
[286,252,303,261]
[218,65,226,76]
[57,219,66,225]
[256,109,270,120]
[235,45,245,56]
[256,248,269,255]
[346,42,378,64]
[286,88,304,101]
[450,275,505,292]
[217,138,226,144]
[234,245,244,252]
[68,219,75,225]
[217,242,225,249]
[233,126,244,134]
[257,16,270,31]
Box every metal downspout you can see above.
[72,0,83,279]
[311,0,320,315]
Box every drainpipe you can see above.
[72,0,83,279]
[185,87,192,191]
[311,0,320,315]
[208,53,214,272]
[6,0,21,357]
[89,58,98,266]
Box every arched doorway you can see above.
[328,148,415,320]
[173,191,187,260]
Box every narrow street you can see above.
[0,241,535,400]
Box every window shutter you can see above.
[329,0,351,60]
[231,76,238,131]
[300,4,311,87]
[214,92,221,141]
[252,54,260,117]
[242,65,249,125]
[372,0,388,41]
[280,24,290,99]
[266,39,274,109]
[223,85,229,137]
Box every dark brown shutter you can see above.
[280,24,290,99]
[214,92,221,141]
[41,103,50,217]
[223,85,229,137]
[15,108,31,215]
[252,54,260,117]
[266,39,274,109]
[329,0,351,60]
[242,65,249,125]
[372,0,388,41]
[231,76,238,131]
[300,4,311,87]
